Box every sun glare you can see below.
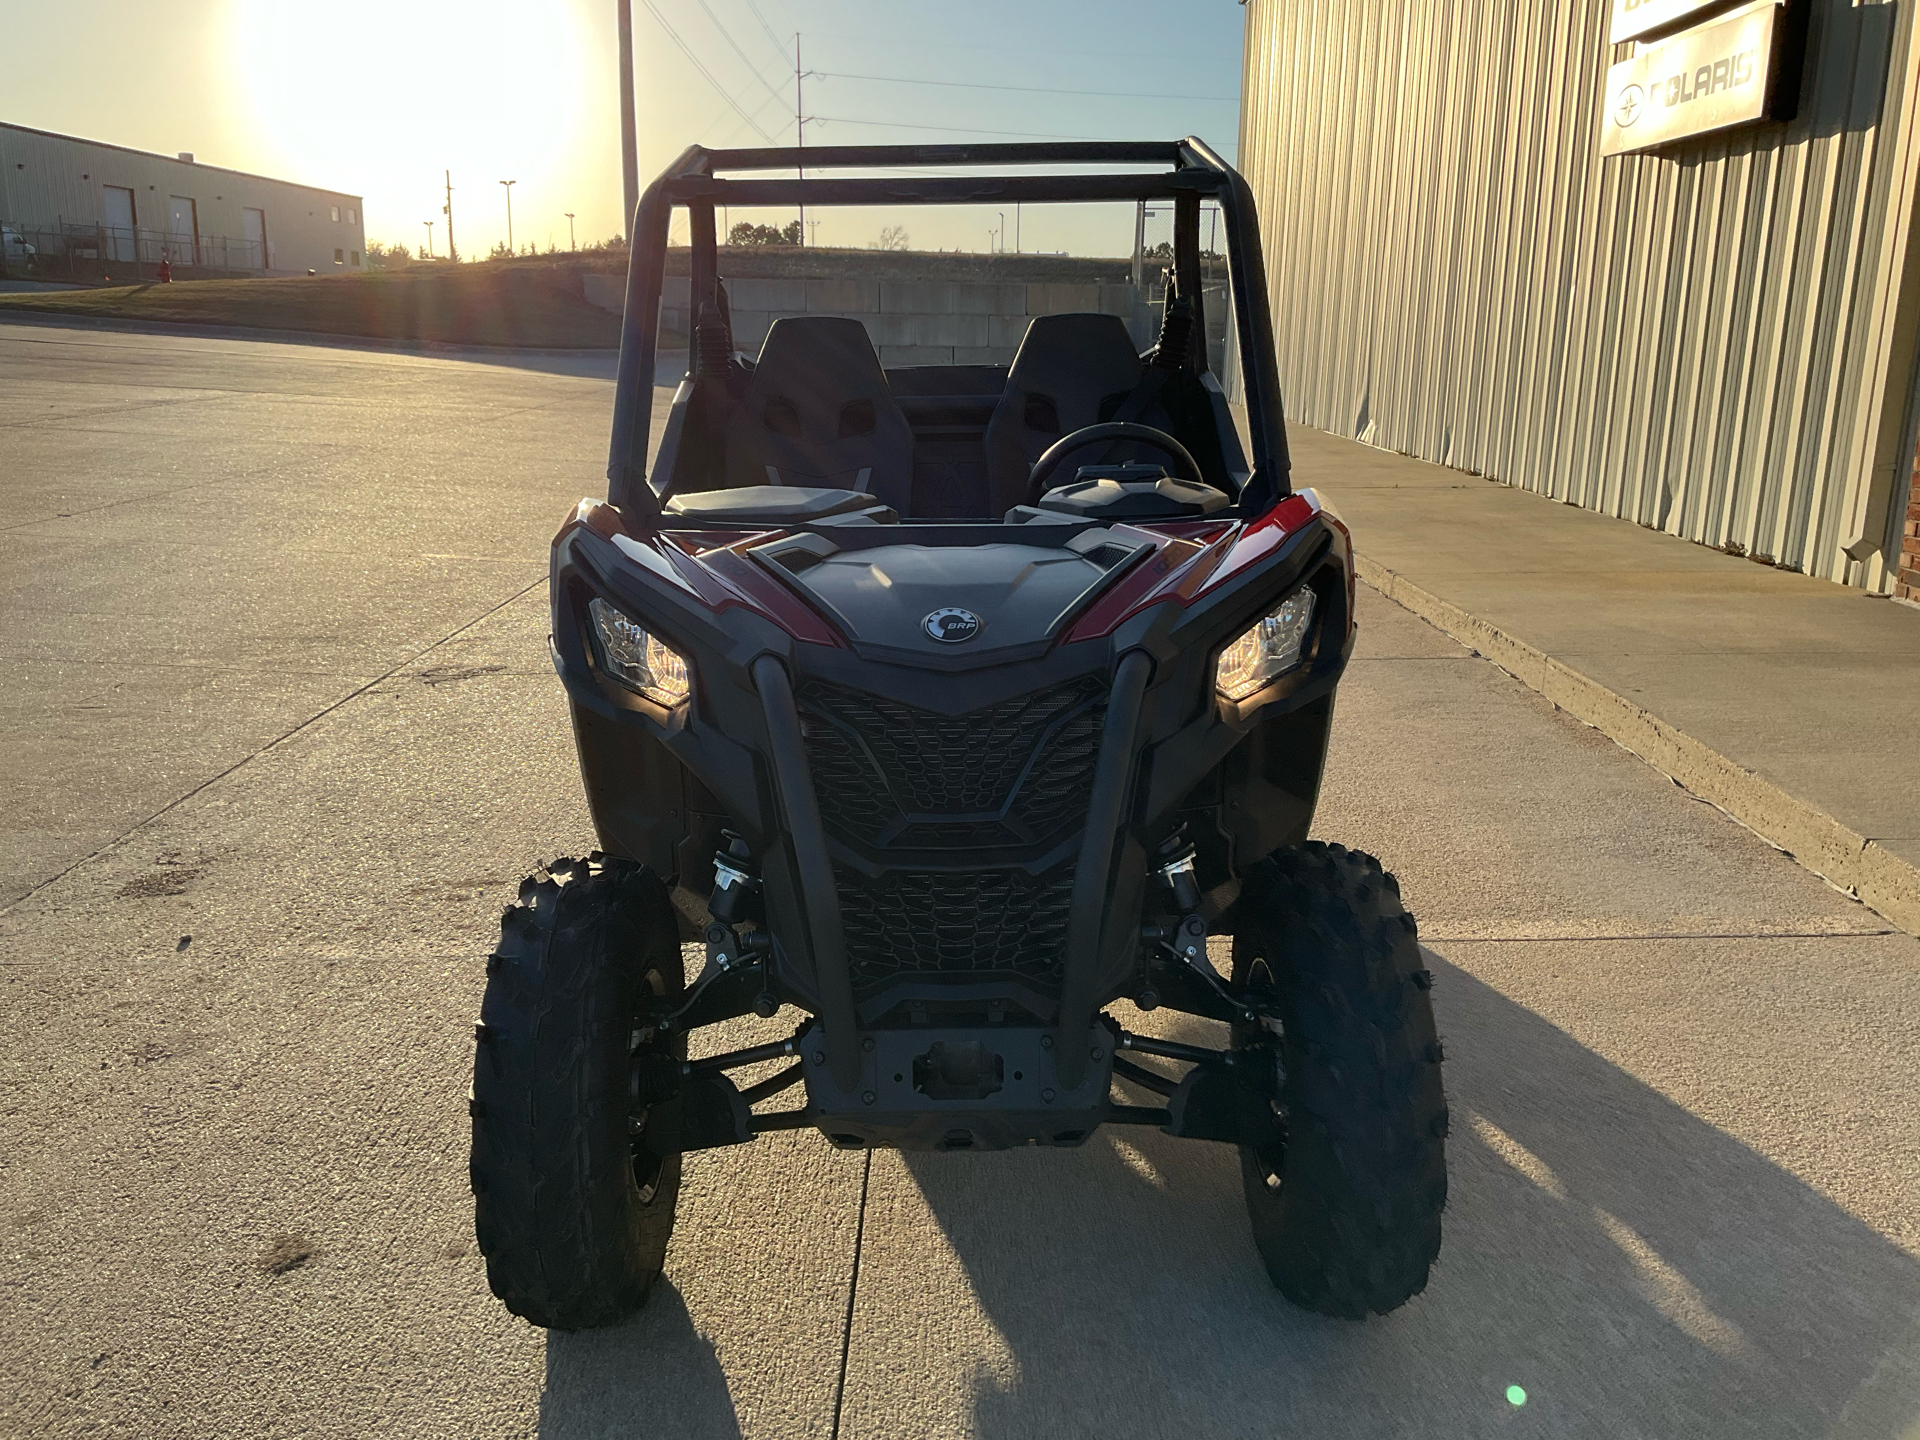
[226,0,590,247]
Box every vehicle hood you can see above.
[749,530,1149,666]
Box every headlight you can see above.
[1215,589,1316,700]
[588,597,690,707]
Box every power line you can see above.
[691,48,802,150]
[814,70,1236,103]
[740,0,791,63]
[706,74,794,149]
[689,0,790,108]
[813,115,1118,142]
[800,30,1229,64]
[740,83,796,131]
[635,0,778,143]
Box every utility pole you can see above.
[422,220,434,259]
[795,33,805,245]
[618,0,638,242]
[499,179,516,254]
[444,170,458,263]
[565,212,576,251]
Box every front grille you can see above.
[837,865,1076,990]
[799,677,1106,993]
[800,678,1105,850]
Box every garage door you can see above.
[242,208,267,270]
[102,186,136,262]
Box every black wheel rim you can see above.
[629,965,676,1206]
[1235,954,1288,1188]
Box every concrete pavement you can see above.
[1286,424,1920,932]
[3,324,1916,1438]
[0,321,637,911]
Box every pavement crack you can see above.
[830,1149,874,1440]
[0,574,546,915]
[0,481,232,534]
[0,394,224,432]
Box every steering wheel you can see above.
[1024,422,1205,507]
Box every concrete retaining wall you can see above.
[582,272,1161,367]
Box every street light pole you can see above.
[565,212,576,251]
[423,220,434,259]
[500,179,516,254]
[998,212,1005,254]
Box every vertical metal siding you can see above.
[1240,0,1920,588]
[0,124,364,277]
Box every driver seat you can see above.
[984,312,1169,513]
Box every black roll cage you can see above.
[605,137,1290,523]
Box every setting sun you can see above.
[226,0,597,253]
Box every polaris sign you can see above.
[1601,2,1784,156]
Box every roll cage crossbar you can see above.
[606,137,1290,522]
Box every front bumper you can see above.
[799,1019,1117,1151]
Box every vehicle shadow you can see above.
[537,1279,742,1439]
[892,953,1920,1439]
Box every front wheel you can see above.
[469,854,685,1330]
[1231,841,1447,1318]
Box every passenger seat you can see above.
[723,317,914,513]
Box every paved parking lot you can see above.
[2,321,1916,1439]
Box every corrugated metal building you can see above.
[1237,0,1920,593]
[0,122,364,278]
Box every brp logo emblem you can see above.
[1616,83,1645,127]
[923,607,982,643]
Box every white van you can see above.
[1,226,37,269]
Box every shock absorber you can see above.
[708,832,762,927]
[1153,826,1213,973]
[1154,825,1202,915]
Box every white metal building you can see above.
[0,121,364,278]
[1238,0,1920,596]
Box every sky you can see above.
[0,0,1248,259]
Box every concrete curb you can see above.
[1355,553,1920,936]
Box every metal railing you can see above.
[0,220,267,282]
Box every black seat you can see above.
[723,316,914,513]
[983,312,1167,514]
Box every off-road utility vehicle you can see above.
[469,139,1446,1330]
